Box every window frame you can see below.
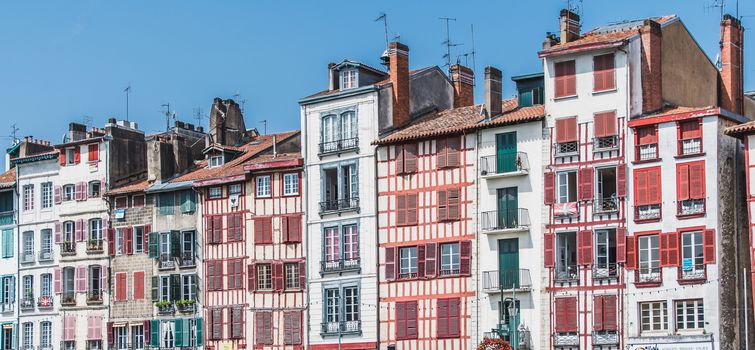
[637,233,661,284]
[398,246,418,279]
[640,301,668,333]
[256,176,271,198]
[41,182,53,209]
[674,299,705,331]
[283,173,299,196]
[439,242,460,276]
[592,53,616,92]
[554,59,577,98]
[677,119,703,156]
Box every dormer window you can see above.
[341,69,358,90]
[208,155,224,168]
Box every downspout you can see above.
[374,126,380,350]
[302,104,311,350]
[474,129,481,347]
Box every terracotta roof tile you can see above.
[0,169,16,189]
[107,179,149,196]
[726,120,755,136]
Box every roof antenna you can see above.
[161,103,171,132]
[259,120,267,135]
[567,0,583,16]
[470,24,477,81]
[439,17,462,74]
[375,13,389,48]
[123,83,131,121]
[705,0,725,20]
[82,115,92,130]
[9,124,19,145]
[193,107,205,129]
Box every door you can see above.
[497,187,518,229]
[498,238,519,289]
[496,132,517,173]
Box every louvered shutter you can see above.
[447,136,460,167]
[544,233,555,267]
[274,262,284,291]
[106,321,113,344]
[298,260,306,289]
[173,319,184,347]
[54,268,62,293]
[593,295,604,331]
[437,298,448,337]
[617,165,627,197]
[107,228,115,257]
[248,264,256,292]
[603,295,617,330]
[407,301,418,339]
[460,241,471,275]
[149,320,159,348]
[395,146,405,174]
[407,194,418,225]
[660,232,669,267]
[396,194,406,226]
[54,221,61,244]
[689,161,706,199]
[396,302,407,339]
[704,229,716,264]
[194,318,203,345]
[668,232,680,267]
[59,151,66,166]
[213,216,223,244]
[147,232,158,258]
[416,245,425,278]
[231,307,242,339]
[554,298,566,332]
[579,230,593,265]
[405,143,418,173]
[124,227,133,255]
[170,230,180,258]
[635,169,648,206]
[133,271,144,300]
[54,186,61,204]
[437,139,447,168]
[425,243,437,277]
[544,172,556,205]
[74,147,81,163]
[205,217,214,244]
[579,167,594,201]
[565,60,577,96]
[448,188,460,220]
[625,236,637,269]
[212,308,222,340]
[449,298,461,337]
[566,297,578,332]
[385,247,396,280]
[151,276,158,301]
[101,264,108,292]
[76,265,87,292]
[616,228,627,263]
[437,190,448,221]
[648,167,662,204]
[677,163,690,201]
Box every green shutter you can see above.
[11,324,16,350]
[180,191,196,214]
[1,230,11,258]
[173,319,184,347]
[9,277,14,303]
[170,274,180,301]
[170,231,180,258]
[150,320,160,348]
[151,276,159,301]
[195,318,203,345]
[158,193,175,215]
[148,232,158,258]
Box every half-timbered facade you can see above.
[0,165,18,350]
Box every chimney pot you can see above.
[484,66,503,118]
[388,41,411,129]
[559,9,581,43]
[450,64,475,108]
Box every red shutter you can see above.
[556,117,578,143]
[396,195,406,226]
[395,146,405,174]
[88,144,99,162]
[544,172,556,205]
[133,271,144,300]
[385,247,396,280]
[544,233,555,267]
[437,139,447,168]
[407,194,418,225]
[555,61,576,98]
[290,215,302,243]
[437,190,448,221]
[659,232,669,266]
[677,163,690,201]
[594,111,617,138]
[593,55,605,92]
[679,119,702,139]
[447,188,460,220]
[213,216,223,244]
[125,227,133,255]
[424,243,437,277]
[689,161,706,199]
[616,165,627,197]
[460,240,471,275]
[74,147,81,164]
[395,302,407,340]
[603,295,617,331]
[565,60,576,96]
[616,228,627,263]
[206,217,215,244]
[54,221,62,244]
[566,297,578,332]
[274,262,284,291]
[106,321,113,345]
[704,229,716,264]
[405,144,418,172]
[437,299,448,338]
[54,186,61,204]
[107,228,115,256]
[54,268,62,293]
[59,150,66,166]
[579,167,594,201]
[248,264,256,292]
[593,295,604,331]
[416,244,425,278]
[298,260,306,289]
[625,236,637,269]
[579,230,593,265]
[634,169,648,206]
[446,136,460,167]
[76,265,87,292]
[648,167,662,204]
[449,298,460,337]
[407,301,418,339]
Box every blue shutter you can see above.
[195,318,203,345]
[150,320,160,347]
[173,319,183,347]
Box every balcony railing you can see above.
[86,239,104,253]
[479,152,529,177]
[61,291,76,306]
[481,209,530,232]
[321,320,361,335]
[637,144,659,161]
[678,199,705,216]
[38,345,54,350]
[21,251,35,263]
[594,197,619,213]
[680,266,706,281]
[554,332,579,346]
[158,254,175,269]
[179,252,195,267]
[593,331,619,345]
[635,204,661,221]
[319,137,359,156]
[20,297,35,310]
[319,197,359,215]
[61,242,76,255]
[37,295,53,308]
[38,249,53,262]
[87,290,103,304]
[176,300,197,313]
[594,135,619,150]
[320,258,360,275]
[555,141,578,156]
[0,301,14,312]
[593,263,618,279]
[679,138,702,155]
[0,211,12,226]
[156,302,175,315]
[555,265,579,282]
[637,266,662,284]
[482,269,532,292]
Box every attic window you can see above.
[341,69,358,90]
[208,155,224,168]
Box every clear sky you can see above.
[1,0,753,168]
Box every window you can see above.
[440,243,460,275]
[554,60,576,98]
[22,231,33,260]
[595,167,619,213]
[594,229,617,278]
[41,229,52,258]
[157,192,174,215]
[0,276,14,307]
[208,187,222,199]
[341,69,358,89]
[638,235,661,283]
[395,144,418,174]
[593,53,615,92]
[253,217,272,244]
[230,307,244,339]
[133,226,144,253]
[88,144,99,162]
[22,275,32,302]
[255,311,273,345]
[41,274,51,297]
[89,219,102,243]
[343,286,359,330]
[636,125,659,161]
[437,189,460,221]
[23,322,33,348]
[555,117,578,154]
[210,309,223,340]
[23,184,34,211]
[396,301,418,340]
[678,119,702,155]
[115,326,128,350]
[131,325,144,350]
[681,231,705,280]
[208,155,223,168]
[179,190,195,213]
[40,321,52,348]
[256,176,271,198]
[63,267,76,298]
[675,299,704,330]
[321,163,358,212]
[322,286,359,334]
[227,259,244,290]
[593,111,618,149]
[634,167,662,220]
[436,136,461,168]
[115,229,124,256]
[132,194,145,208]
[226,214,243,242]
[66,148,76,165]
[283,173,299,195]
[180,231,195,266]
[283,311,302,345]
[399,246,418,279]
[676,161,706,216]
[320,111,359,154]
[557,171,577,204]
[556,232,578,281]
[257,264,272,290]
[1,229,13,258]
[343,224,359,263]
[282,215,302,243]
[396,194,418,226]
[181,274,196,301]
[63,221,75,244]
[159,275,171,301]
[206,261,223,291]
[114,196,128,209]
[285,263,299,289]
[161,321,174,348]
[324,288,340,332]
[437,298,461,338]
[89,181,101,198]
[640,301,668,332]
[41,182,52,209]
[159,232,170,257]
[63,184,75,201]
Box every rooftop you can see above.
[0,169,15,189]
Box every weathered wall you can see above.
[661,21,719,108]
[108,126,147,185]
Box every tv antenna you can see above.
[193,107,205,129]
[469,24,477,82]
[123,84,131,121]
[232,91,248,115]
[705,0,725,19]
[9,124,19,144]
[161,103,172,132]
[439,17,462,72]
[259,120,267,135]
[375,13,390,48]
[566,0,583,16]
[82,115,93,129]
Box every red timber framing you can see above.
[376,133,475,348]
[740,136,755,311]
[544,114,627,349]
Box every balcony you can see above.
[20,297,35,310]
[319,137,359,156]
[553,332,579,346]
[156,301,175,315]
[636,144,658,162]
[555,265,579,282]
[593,263,618,279]
[319,197,359,215]
[179,252,196,268]
[37,295,53,308]
[61,291,76,306]
[21,251,35,263]
[38,249,53,262]
[321,320,361,336]
[635,204,661,221]
[481,209,530,234]
[479,152,529,178]
[0,211,12,226]
[637,266,661,284]
[678,199,705,216]
[680,266,706,282]
[555,141,578,157]
[678,138,702,156]
[320,258,360,275]
[87,290,103,304]
[489,324,531,350]
[158,254,175,270]
[61,242,76,256]
[86,239,104,253]
[594,197,619,214]
[176,299,197,313]
[482,269,532,293]
[593,331,619,345]
[594,135,618,151]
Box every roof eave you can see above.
[299,85,378,105]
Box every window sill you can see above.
[676,212,706,219]
[634,217,662,224]
[674,152,705,160]
[634,281,662,288]
[553,94,578,101]
[592,88,617,95]
[436,334,462,339]
[632,158,661,165]
[282,193,299,197]
[678,277,707,285]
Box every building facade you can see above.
[0,165,18,350]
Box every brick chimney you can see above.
[560,9,581,43]
[720,14,744,115]
[484,66,503,118]
[328,62,340,91]
[388,42,410,128]
[640,19,663,114]
[450,64,475,108]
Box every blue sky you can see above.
[0,0,753,166]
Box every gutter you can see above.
[299,85,379,105]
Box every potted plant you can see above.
[176,299,196,311]
[477,338,512,350]
[155,300,173,312]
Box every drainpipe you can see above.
[374,141,381,350]
[475,130,481,347]
[301,105,311,350]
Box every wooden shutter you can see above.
[679,119,702,139]
[449,298,461,337]
[396,194,406,226]
[603,295,617,331]
[385,247,396,280]
[74,147,81,163]
[579,167,594,201]
[437,298,448,338]
[447,188,460,220]
[395,146,405,174]
[594,111,616,137]
[704,229,716,264]
[460,240,471,275]
[151,276,158,301]
[407,301,418,339]
[593,295,604,331]
[424,243,437,277]
[205,217,215,244]
[231,307,243,339]
[213,216,223,244]
[59,151,66,166]
[133,271,144,300]
[212,308,223,340]
[625,236,637,269]
[564,60,577,96]
[544,172,556,205]
[555,118,568,142]
[579,230,593,265]
[689,161,706,199]
[616,228,627,263]
[54,186,61,204]
[446,136,460,167]
[416,245,426,278]
[407,194,418,225]
[405,143,418,172]
[565,297,578,332]
[106,321,113,344]
[54,221,61,244]
[54,268,61,293]
[677,163,690,201]
[544,233,555,267]
[667,232,680,267]
[659,232,669,267]
[274,262,284,291]
[88,144,99,162]
[284,311,302,345]
[437,139,447,168]
[76,265,87,292]
[555,60,576,98]
[124,227,133,255]
[554,298,568,332]
[437,190,448,221]
[557,117,578,143]
[298,260,306,289]
[617,165,627,197]
[634,169,648,206]
[247,264,256,292]
[149,320,159,347]
[395,302,407,340]
[648,167,662,204]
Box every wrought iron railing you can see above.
[61,241,76,255]
[158,254,175,269]
[637,266,662,283]
[179,252,195,267]
[594,135,618,150]
[556,141,578,156]
[555,265,579,282]
[156,302,175,315]
[320,258,360,274]
[38,249,53,261]
[480,152,530,176]
[679,138,702,155]
[87,290,103,304]
[319,137,359,155]
[20,297,35,309]
[637,144,658,161]
[678,199,705,216]
[482,269,532,291]
[593,331,619,345]
[594,197,619,213]
[87,239,104,253]
[319,197,359,214]
[635,204,661,221]
[553,332,579,346]
[321,320,361,335]
[680,266,706,281]
[593,263,618,279]
[481,209,530,232]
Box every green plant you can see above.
[155,300,172,308]
[176,299,196,307]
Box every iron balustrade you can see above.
[21,251,35,263]
[593,263,618,279]
[20,297,35,309]
[158,254,175,269]
[637,266,662,283]
[679,138,702,155]
[481,209,530,232]
[594,197,620,213]
[637,144,659,161]
[87,290,103,304]
[482,269,532,291]
[678,199,705,216]
[635,204,661,221]
[319,137,359,155]
[680,266,706,281]
[179,252,196,267]
[556,141,578,156]
[555,265,579,282]
[593,331,619,345]
[61,242,76,255]
[479,152,529,176]
[594,135,619,150]
[321,321,361,335]
[319,197,359,214]
[38,249,53,261]
[320,258,360,274]
[37,295,53,308]
[87,239,104,253]
[554,332,579,346]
